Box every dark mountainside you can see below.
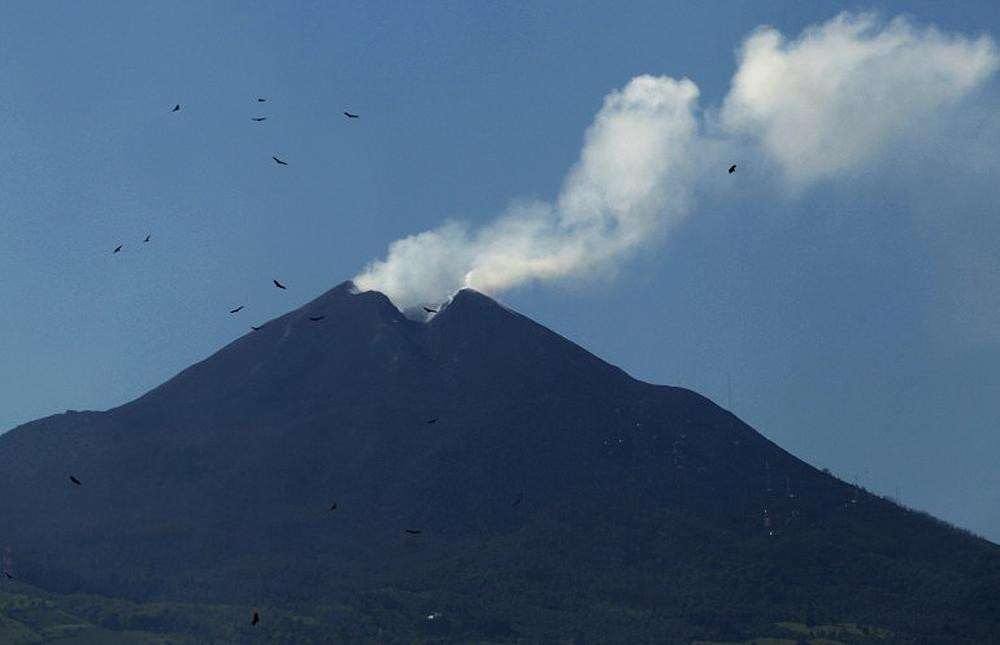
[0,281,998,643]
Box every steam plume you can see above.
[355,12,997,311]
[720,12,998,186]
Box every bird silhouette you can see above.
[251,117,267,122]
[69,475,81,486]
[343,111,360,118]
[257,98,267,102]
[113,245,122,254]
[251,612,259,626]
[230,306,244,314]
[309,315,325,322]
[272,156,288,165]
[273,279,287,289]
[728,164,737,174]
[513,496,522,506]
[2,571,12,580]
[422,306,437,314]
[143,234,150,243]
[251,326,263,331]
[328,502,337,512]
[405,529,422,535]
[171,104,180,112]
[425,417,439,425]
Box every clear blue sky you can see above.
[1,1,998,541]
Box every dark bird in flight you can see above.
[251,325,263,331]
[343,111,359,118]
[309,315,325,322]
[512,496,522,506]
[257,98,267,102]
[251,117,267,122]
[3,571,12,579]
[171,104,180,112]
[69,475,81,486]
[113,245,122,254]
[405,529,422,535]
[728,164,737,174]
[328,502,337,511]
[143,234,150,243]
[230,306,244,314]
[251,612,259,626]
[422,306,437,314]
[273,279,287,289]
[425,417,439,425]
[272,156,288,165]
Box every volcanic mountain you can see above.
[0,281,997,642]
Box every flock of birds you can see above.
[38,97,742,627]
[107,98,367,339]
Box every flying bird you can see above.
[113,245,122,254]
[171,104,181,112]
[143,234,150,243]
[3,571,12,579]
[272,156,288,165]
[328,502,337,512]
[251,612,259,626]
[512,496,522,506]
[343,111,359,118]
[230,306,244,314]
[422,306,437,314]
[309,315,325,322]
[728,164,737,174]
[251,325,263,331]
[251,117,267,122]
[405,529,422,535]
[273,279,286,289]
[425,417,439,425]
[257,98,267,102]
[69,475,81,486]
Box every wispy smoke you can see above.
[354,12,997,312]
[354,76,700,310]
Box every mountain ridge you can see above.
[0,281,997,641]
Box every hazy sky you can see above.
[1,1,999,541]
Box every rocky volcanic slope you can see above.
[0,282,997,642]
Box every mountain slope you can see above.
[0,281,997,642]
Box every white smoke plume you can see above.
[720,12,998,187]
[354,12,997,311]
[354,75,700,310]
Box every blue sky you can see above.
[1,1,999,541]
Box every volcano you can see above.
[0,281,997,642]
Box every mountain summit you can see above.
[0,283,997,641]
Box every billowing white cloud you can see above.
[356,12,998,313]
[355,75,700,310]
[720,12,998,186]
